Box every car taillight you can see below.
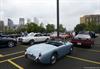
[86,38,90,40]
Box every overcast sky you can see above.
[0,0,100,31]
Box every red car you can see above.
[71,34,94,48]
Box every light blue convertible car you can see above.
[25,40,73,64]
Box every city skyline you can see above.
[0,0,100,31]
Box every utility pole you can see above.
[57,0,59,38]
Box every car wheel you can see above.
[68,46,73,54]
[30,40,34,45]
[8,41,15,48]
[50,54,57,64]
[45,38,49,42]
[89,44,93,48]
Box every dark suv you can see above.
[0,34,17,48]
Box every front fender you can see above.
[39,51,55,64]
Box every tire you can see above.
[50,53,57,64]
[45,38,49,42]
[89,44,93,48]
[8,41,15,48]
[29,40,34,45]
[68,46,73,55]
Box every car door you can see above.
[38,34,44,42]
[0,36,6,46]
[34,34,41,42]
[40,35,47,41]
[0,36,2,45]
[57,44,70,57]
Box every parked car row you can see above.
[0,31,97,48]
[0,31,99,65]
[0,32,73,65]
[50,33,73,39]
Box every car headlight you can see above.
[25,49,27,52]
[25,49,27,54]
[18,38,23,41]
[38,53,42,59]
[39,53,42,57]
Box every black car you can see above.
[0,35,17,48]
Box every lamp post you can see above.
[57,0,59,38]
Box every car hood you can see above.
[2,37,16,41]
[26,43,57,58]
[18,36,31,39]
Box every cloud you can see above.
[1,0,100,30]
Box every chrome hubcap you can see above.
[70,47,73,51]
[8,42,14,47]
[30,41,34,45]
[51,56,56,64]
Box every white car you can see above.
[18,33,50,45]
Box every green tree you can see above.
[86,22,97,31]
[96,24,100,33]
[74,23,87,32]
[26,22,39,33]
[59,24,66,33]
[46,24,55,33]
[38,23,46,33]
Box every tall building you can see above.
[27,18,31,23]
[80,14,100,24]
[19,18,25,25]
[0,20,4,32]
[8,18,14,29]
[34,17,39,24]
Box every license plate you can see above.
[77,43,81,45]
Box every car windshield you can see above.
[27,33,35,36]
[74,34,91,39]
[79,31,89,35]
[46,41,63,47]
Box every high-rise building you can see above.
[80,14,100,24]
[8,18,14,29]
[19,18,25,25]
[27,18,31,23]
[34,17,39,24]
[0,20,4,32]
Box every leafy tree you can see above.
[38,23,46,33]
[26,22,39,33]
[74,23,87,32]
[59,24,66,33]
[46,24,55,33]
[74,22,100,33]
[86,22,97,31]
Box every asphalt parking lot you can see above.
[0,36,100,69]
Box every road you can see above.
[0,36,100,69]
